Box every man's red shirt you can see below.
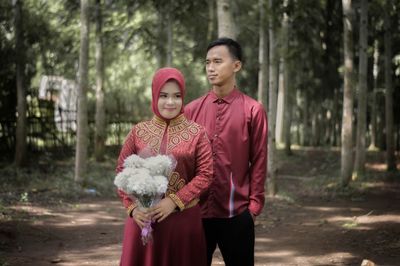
[185,88,268,218]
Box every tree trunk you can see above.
[216,0,236,38]
[276,65,284,145]
[95,0,106,162]
[75,0,90,183]
[340,0,355,187]
[156,9,167,68]
[257,0,268,106]
[166,7,173,66]
[13,0,27,167]
[301,90,309,146]
[354,0,368,179]
[282,3,292,155]
[207,0,215,42]
[384,1,396,171]
[369,39,379,150]
[267,0,278,196]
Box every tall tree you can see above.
[354,0,368,178]
[383,0,396,171]
[207,0,216,42]
[257,0,268,105]
[341,0,355,186]
[13,0,27,167]
[166,1,173,66]
[369,39,379,150]
[75,0,90,183]
[267,0,278,195]
[282,0,292,155]
[94,0,106,162]
[216,0,236,38]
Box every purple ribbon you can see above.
[141,220,153,245]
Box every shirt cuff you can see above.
[168,193,185,211]
[248,202,262,216]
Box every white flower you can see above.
[144,155,174,176]
[123,154,145,169]
[152,175,169,194]
[114,154,176,208]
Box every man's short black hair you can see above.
[206,37,243,62]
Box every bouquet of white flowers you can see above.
[114,154,176,245]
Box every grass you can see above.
[0,152,118,207]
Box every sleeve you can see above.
[169,130,213,210]
[183,102,193,120]
[248,104,268,216]
[115,127,138,215]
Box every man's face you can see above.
[205,45,241,87]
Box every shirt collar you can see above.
[210,87,239,104]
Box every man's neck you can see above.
[212,82,236,98]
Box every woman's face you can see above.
[157,81,183,120]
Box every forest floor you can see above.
[1,148,400,266]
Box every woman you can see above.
[116,67,213,266]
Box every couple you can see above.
[116,38,268,266]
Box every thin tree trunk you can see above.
[157,8,166,68]
[267,0,278,196]
[216,0,236,38]
[166,5,173,66]
[75,0,90,183]
[354,0,368,178]
[369,39,379,150]
[384,1,396,171]
[301,90,309,146]
[282,2,292,154]
[341,0,355,186]
[207,0,215,42]
[95,0,106,162]
[276,66,284,145]
[14,0,27,167]
[257,0,268,106]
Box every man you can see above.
[185,37,268,266]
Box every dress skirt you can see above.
[119,205,207,266]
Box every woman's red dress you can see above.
[116,114,213,266]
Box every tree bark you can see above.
[216,0,237,38]
[369,39,379,150]
[14,0,27,167]
[282,3,292,154]
[75,0,90,183]
[340,0,355,187]
[354,0,368,178]
[166,5,173,66]
[257,0,268,106]
[384,1,396,171]
[267,0,278,196]
[207,0,215,42]
[95,0,106,162]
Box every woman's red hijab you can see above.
[151,67,185,120]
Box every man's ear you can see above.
[233,60,242,73]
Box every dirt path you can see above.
[2,179,399,266]
[1,150,400,266]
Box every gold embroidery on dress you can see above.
[166,115,202,151]
[135,120,165,153]
[166,172,185,196]
[166,171,199,210]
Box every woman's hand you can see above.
[132,208,151,229]
[149,197,177,223]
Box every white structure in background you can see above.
[38,75,77,132]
